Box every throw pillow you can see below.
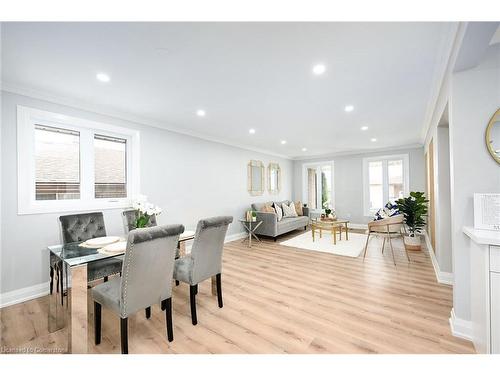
[273,202,283,221]
[282,201,298,217]
[374,201,400,221]
[261,205,275,213]
[294,201,303,216]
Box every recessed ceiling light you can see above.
[196,109,206,117]
[249,128,256,134]
[302,147,307,152]
[96,73,110,83]
[361,126,369,131]
[281,140,287,145]
[312,64,326,75]
[371,138,377,142]
[344,105,354,112]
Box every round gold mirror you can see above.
[486,108,500,164]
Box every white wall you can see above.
[292,147,426,225]
[0,91,293,295]
[449,45,500,322]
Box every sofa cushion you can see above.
[294,201,303,216]
[251,202,273,211]
[274,202,283,221]
[261,205,275,213]
[282,201,298,217]
[277,216,309,235]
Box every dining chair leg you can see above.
[120,317,128,354]
[363,232,371,260]
[382,237,386,254]
[388,236,396,266]
[94,302,102,345]
[145,306,151,319]
[165,297,173,342]
[216,273,223,308]
[190,285,198,325]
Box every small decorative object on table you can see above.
[396,191,428,251]
[251,211,257,222]
[132,194,163,228]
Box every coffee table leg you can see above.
[333,227,337,245]
[345,223,349,240]
[249,222,252,248]
[312,227,315,242]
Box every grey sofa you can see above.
[251,201,310,241]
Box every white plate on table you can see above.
[85,236,121,247]
[101,241,127,253]
[180,230,195,240]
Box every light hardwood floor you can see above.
[0,229,474,354]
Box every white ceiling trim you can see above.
[291,143,423,161]
[1,81,292,160]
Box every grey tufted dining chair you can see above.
[173,216,233,325]
[123,209,181,263]
[122,209,157,232]
[58,212,123,283]
[92,224,184,354]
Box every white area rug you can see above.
[279,231,368,257]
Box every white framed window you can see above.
[362,154,409,216]
[302,161,334,212]
[17,106,140,214]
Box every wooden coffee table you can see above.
[311,218,350,245]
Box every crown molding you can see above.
[291,143,423,161]
[1,81,292,160]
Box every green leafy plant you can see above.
[135,213,152,228]
[395,191,429,237]
[325,208,332,216]
[132,195,162,228]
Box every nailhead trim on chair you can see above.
[121,241,134,317]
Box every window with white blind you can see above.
[17,106,140,214]
[362,154,409,216]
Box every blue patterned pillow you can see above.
[374,201,400,221]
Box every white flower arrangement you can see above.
[132,195,162,228]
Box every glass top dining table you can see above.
[47,230,198,353]
[49,230,196,266]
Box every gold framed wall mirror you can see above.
[268,163,281,194]
[247,160,265,196]
[486,108,500,164]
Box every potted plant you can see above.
[395,191,428,251]
[251,211,257,222]
[325,208,332,217]
[132,195,162,228]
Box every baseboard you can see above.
[225,231,247,242]
[0,282,49,308]
[423,231,454,285]
[449,308,473,341]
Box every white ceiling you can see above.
[1,22,455,158]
